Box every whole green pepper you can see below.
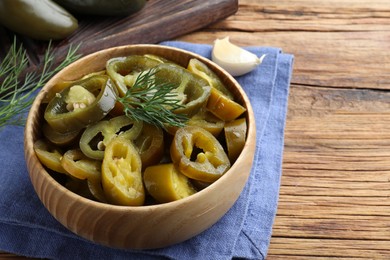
[44,75,117,133]
[53,0,147,16]
[0,0,78,40]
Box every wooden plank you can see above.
[268,237,390,258]
[268,82,390,257]
[177,0,390,90]
[215,0,390,32]
[273,216,390,239]
[178,30,390,90]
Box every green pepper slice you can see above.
[64,176,107,203]
[154,63,211,117]
[224,118,247,163]
[165,107,225,137]
[170,126,231,183]
[65,177,95,200]
[187,58,234,99]
[53,0,147,16]
[34,139,67,174]
[44,75,117,133]
[187,107,225,137]
[133,123,164,170]
[106,55,162,97]
[102,137,145,206]
[42,72,108,104]
[42,123,80,147]
[79,115,143,160]
[0,0,78,40]
[87,179,108,203]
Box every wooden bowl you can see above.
[24,44,256,249]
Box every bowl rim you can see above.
[24,43,257,212]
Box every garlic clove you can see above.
[211,37,265,76]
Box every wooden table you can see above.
[183,0,390,258]
[2,0,390,258]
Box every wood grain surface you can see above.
[178,0,390,258]
[2,0,390,258]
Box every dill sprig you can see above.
[0,37,81,128]
[117,68,188,129]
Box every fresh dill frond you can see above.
[0,37,81,128]
[117,68,188,129]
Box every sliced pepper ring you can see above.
[106,55,162,97]
[60,149,101,181]
[206,87,246,121]
[79,115,143,160]
[87,179,108,203]
[33,139,67,174]
[64,176,107,203]
[143,163,197,203]
[187,58,234,99]
[170,126,231,183]
[154,63,211,117]
[102,137,145,206]
[224,118,247,163]
[44,75,117,133]
[187,107,225,137]
[133,123,164,170]
[165,107,225,137]
[42,122,80,147]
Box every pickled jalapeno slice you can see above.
[44,75,117,133]
[79,115,143,160]
[102,137,145,206]
[170,126,230,183]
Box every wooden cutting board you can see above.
[0,0,238,68]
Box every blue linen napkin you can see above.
[0,41,293,259]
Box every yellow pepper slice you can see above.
[187,58,233,99]
[102,137,145,206]
[170,126,231,182]
[33,139,66,174]
[206,87,246,121]
[61,149,101,181]
[165,107,225,137]
[187,107,225,137]
[143,163,197,203]
[224,118,247,163]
